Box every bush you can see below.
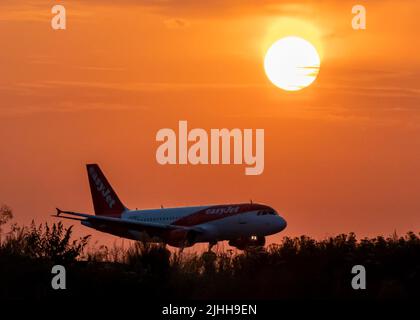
[0,205,13,243]
[0,206,418,300]
[1,220,90,264]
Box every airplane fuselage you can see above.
[123,203,287,243]
[82,203,287,247]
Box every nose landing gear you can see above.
[208,241,217,252]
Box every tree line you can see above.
[0,205,419,300]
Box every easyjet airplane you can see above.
[56,164,287,250]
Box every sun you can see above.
[264,36,321,91]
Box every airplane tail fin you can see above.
[86,164,127,217]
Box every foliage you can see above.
[0,205,13,240]
[0,205,418,300]
[1,217,90,263]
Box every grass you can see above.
[0,206,419,301]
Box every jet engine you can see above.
[166,229,197,248]
[228,235,266,250]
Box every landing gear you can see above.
[203,241,217,261]
[208,241,217,252]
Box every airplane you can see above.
[55,164,287,251]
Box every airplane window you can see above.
[257,209,276,215]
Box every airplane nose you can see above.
[277,216,287,231]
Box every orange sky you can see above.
[0,1,419,246]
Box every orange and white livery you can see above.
[56,164,287,250]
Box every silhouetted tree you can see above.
[0,205,13,243]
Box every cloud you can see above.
[164,18,190,29]
[0,0,345,21]
[68,0,399,18]
[0,1,90,22]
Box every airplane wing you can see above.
[54,208,197,234]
